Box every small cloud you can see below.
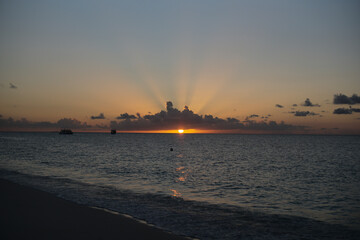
[333,93,360,105]
[291,111,318,117]
[275,104,284,108]
[248,114,259,118]
[116,113,137,120]
[333,108,352,114]
[333,107,360,115]
[292,104,298,107]
[90,113,105,120]
[9,83,17,89]
[301,98,320,107]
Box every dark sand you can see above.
[0,179,189,240]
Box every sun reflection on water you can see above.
[170,189,182,198]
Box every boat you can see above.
[59,129,73,134]
[111,129,116,134]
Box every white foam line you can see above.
[89,206,197,240]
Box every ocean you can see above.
[0,132,359,239]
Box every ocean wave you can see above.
[1,168,359,240]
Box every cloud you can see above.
[9,83,17,89]
[57,118,89,129]
[0,101,307,133]
[116,113,137,120]
[333,108,352,114]
[275,104,284,108]
[248,114,259,118]
[110,101,306,132]
[333,93,360,105]
[90,113,105,120]
[333,107,360,114]
[0,117,89,130]
[292,104,298,107]
[301,98,320,107]
[291,111,318,117]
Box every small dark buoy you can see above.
[170,147,173,151]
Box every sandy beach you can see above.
[0,179,189,240]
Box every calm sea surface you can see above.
[1,133,359,239]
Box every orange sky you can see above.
[0,1,359,134]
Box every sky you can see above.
[0,0,359,134]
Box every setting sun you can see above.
[178,129,184,133]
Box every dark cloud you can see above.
[248,114,259,118]
[292,104,298,107]
[333,108,351,114]
[0,101,307,133]
[57,118,89,129]
[333,107,360,114]
[292,111,318,117]
[110,101,306,132]
[0,117,89,130]
[116,113,137,120]
[275,104,284,108]
[9,83,17,89]
[301,98,320,107]
[333,93,360,105]
[90,113,105,120]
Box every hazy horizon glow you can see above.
[1,1,360,134]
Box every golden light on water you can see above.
[170,189,182,198]
[178,129,184,133]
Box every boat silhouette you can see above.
[59,129,73,134]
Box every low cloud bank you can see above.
[0,101,306,133]
[109,101,305,132]
[0,117,89,130]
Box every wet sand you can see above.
[0,179,189,240]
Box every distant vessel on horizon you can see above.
[111,129,116,134]
[59,129,73,134]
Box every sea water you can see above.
[0,133,359,239]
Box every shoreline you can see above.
[0,178,190,240]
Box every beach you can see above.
[0,179,189,240]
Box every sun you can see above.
[178,129,184,133]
